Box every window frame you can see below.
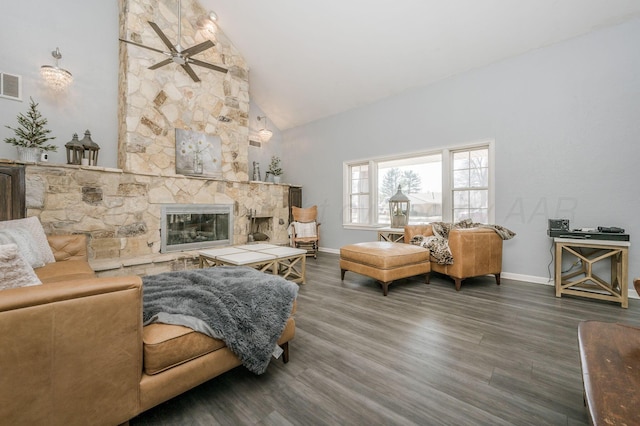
[343,140,494,229]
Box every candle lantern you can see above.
[65,133,84,165]
[389,185,410,228]
[80,130,100,166]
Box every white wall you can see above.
[0,1,119,167]
[282,18,640,284]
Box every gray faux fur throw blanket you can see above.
[410,219,516,265]
[142,266,299,374]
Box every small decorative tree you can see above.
[4,97,57,152]
[268,156,283,176]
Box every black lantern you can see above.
[80,130,100,166]
[389,185,410,228]
[65,133,84,165]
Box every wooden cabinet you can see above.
[288,186,302,224]
[0,164,26,221]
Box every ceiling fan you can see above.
[119,0,227,82]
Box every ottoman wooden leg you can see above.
[495,273,501,285]
[341,269,346,280]
[380,281,391,296]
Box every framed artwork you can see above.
[175,129,222,177]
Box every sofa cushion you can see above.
[35,259,96,284]
[143,323,226,375]
[0,243,42,290]
[0,216,55,267]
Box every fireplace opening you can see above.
[161,204,234,253]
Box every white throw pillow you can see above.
[0,216,55,268]
[0,243,42,290]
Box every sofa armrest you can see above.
[47,233,88,262]
[0,276,143,425]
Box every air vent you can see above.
[249,140,262,148]
[0,72,22,101]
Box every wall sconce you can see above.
[40,47,73,92]
[257,116,273,142]
[196,11,218,33]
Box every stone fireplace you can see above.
[8,0,293,277]
[161,203,233,252]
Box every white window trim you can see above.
[343,139,495,228]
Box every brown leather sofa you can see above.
[404,224,503,291]
[0,234,296,425]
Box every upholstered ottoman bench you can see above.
[340,241,430,296]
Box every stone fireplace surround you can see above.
[2,0,294,277]
[16,161,291,277]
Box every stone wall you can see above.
[118,0,249,180]
[24,162,291,276]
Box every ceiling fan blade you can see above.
[181,40,215,57]
[148,21,178,53]
[119,38,169,55]
[181,63,201,82]
[149,58,174,70]
[188,58,228,74]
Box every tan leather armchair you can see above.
[404,224,503,291]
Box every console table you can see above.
[377,227,405,243]
[554,237,630,308]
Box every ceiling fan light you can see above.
[258,128,273,142]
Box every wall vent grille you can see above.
[0,72,22,101]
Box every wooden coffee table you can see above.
[199,244,307,284]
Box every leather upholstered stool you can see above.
[340,241,430,296]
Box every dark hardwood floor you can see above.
[131,252,640,425]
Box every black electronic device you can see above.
[548,229,630,241]
[547,219,569,236]
[597,226,625,233]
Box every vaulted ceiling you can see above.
[202,0,640,130]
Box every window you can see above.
[344,142,493,227]
[452,148,489,223]
[348,163,370,224]
[377,154,442,225]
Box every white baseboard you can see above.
[317,248,638,300]
[501,272,554,286]
[319,247,339,255]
